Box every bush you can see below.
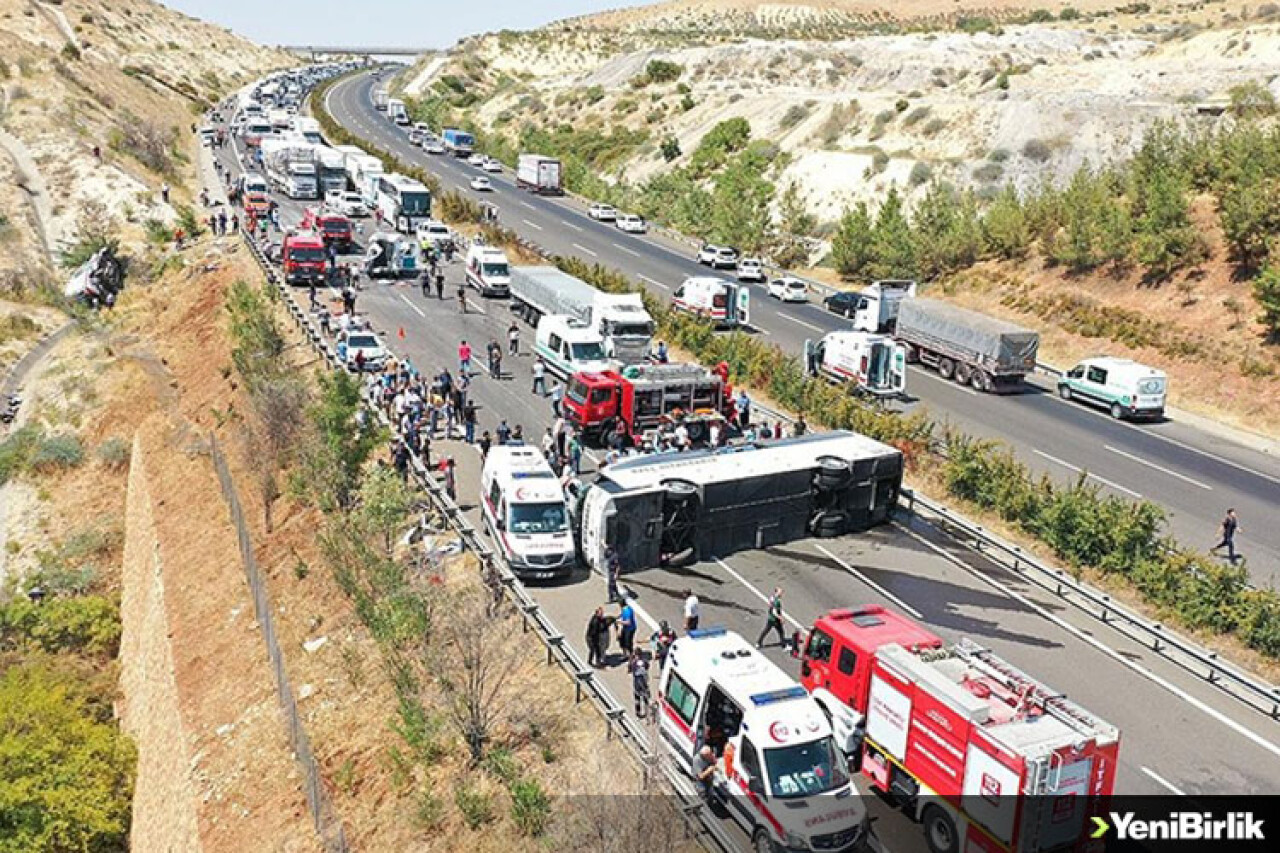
[643,59,683,84]
[1254,264,1280,340]
[61,43,80,61]
[510,778,552,837]
[0,596,122,657]
[659,136,681,162]
[779,103,810,130]
[143,218,173,244]
[29,434,84,473]
[455,784,495,829]
[1058,7,1081,20]
[0,426,43,484]
[107,114,176,175]
[0,663,136,852]
[96,437,130,471]
[1022,138,1053,162]
[909,162,934,186]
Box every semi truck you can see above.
[442,127,475,157]
[345,153,384,204]
[387,98,409,125]
[508,266,654,365]
[845,280,917,332]
[260,139,319,200]
[796,605,1120,853]
[895,298,1039,393]
[576,431,902,574]
[313,146,349,195]
[563,361,733,445]
[805,331,907,397]
[516,154,563,195]
[289,115,324,144]
[372,88,389,111]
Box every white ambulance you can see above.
[480,446,576,580]
[1057,356,1167,421]
[805,331,907,397]
[464,244,511,297]
[659,628,869,853]
[672,276,750,329]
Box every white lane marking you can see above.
[462,298,487,316]
[520,200,536,210]
[1141,766,1186,796]
[896,522,1280,762]
[750,325,771,336]
[397,293,426,318]
[777,312,823,333]
[812,544,924,619]
[639,274,668,290]
[571,243,598,258]
[620,588,661,632]
[565,222,583,233]
[909,366,980,397]
[1031,449,1144,500]
[521,219,543,231]
[614,243,641,257]
[713,558,804,631]
[1104,444,1213,491]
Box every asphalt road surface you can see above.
[326,70,1280,588]
[208,84,1280,852]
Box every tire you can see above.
[1058,384,1072,401]
[813,510,849,538]
[753,828,777,853]
[954,362,972,385]
[937,358,955,380]
[844,307,854,319]
[814,455,852,492]
[923,805,959,853]
[970,370,990,393]
[1110,402,1124,420]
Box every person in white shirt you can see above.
[674,423,689,450]
[683,590,700,633]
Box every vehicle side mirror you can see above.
[747,776,766,798]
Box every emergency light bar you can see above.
[750,686,808,706]
[687,627,727,639]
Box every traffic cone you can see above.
[398,326,405,339]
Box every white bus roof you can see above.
[380,173,428,192]
[602,431,898,492]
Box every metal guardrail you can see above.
[235,229,740,853]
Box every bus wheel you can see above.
[922,805,959,853]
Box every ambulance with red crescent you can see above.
[479,445,576,580]
[658,628,869,852]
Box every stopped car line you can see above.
[216,69,1280,853]
[326,70,1280,588]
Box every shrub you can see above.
[61,43,80,61]
[0,596,121,657]
[1059,7,1081,20]
[973,162,1003,183]
[29,434,84,473]
[415,790,445,830]
[510,779,552,837]
[902,106,930,127]
[1253,264,1280,339]
[659,136,681,161]
[988,148,1011,163]
[894,98,909,113]
[455,785,495,829]
[909,161,934,186]
[96,437,131,471]
[643,59,683,84]
[0,425,43,484]
[1022,138,1053,162]
[779,103,811,130]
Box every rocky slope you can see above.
[0,0,293,291]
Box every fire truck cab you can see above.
[240,173,271,217]
[660,628,869,853]
[563,361,732,445]
[301,208,354,252]
[799,607,1120,853]
[281,230,328,285]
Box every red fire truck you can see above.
[797,606,1119,853]
[562,361,733,445]
[301,207,354,252]
[281,230,328,285]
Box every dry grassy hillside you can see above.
[0,0,293,292]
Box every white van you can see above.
[805,331,907,397]
[480,446,576,580]
[533,316,613,379]
[672,276,750,329]
[1057,356,1166,421]
[464,244,511,297]
[659,628,868,852]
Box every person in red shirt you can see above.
[458,340,472,375]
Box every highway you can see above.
[326,70,1280,588]
[208,96,1280,851]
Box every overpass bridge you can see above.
[283,45,428,60]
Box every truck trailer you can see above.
[508,266,654,365]
[260,139,319,200]
[895,298,1039,393]
[442,127,475,157]
[516,154,563,195]
[576,430,902,574]
[797,605,1120,853]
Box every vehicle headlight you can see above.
[783,830,807,849]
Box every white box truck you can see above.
[516,154,563,195]
[508,266,654,365]
[260,139,319,200]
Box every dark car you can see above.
[823,290,863,318]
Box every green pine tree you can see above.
[1254,264,1280,340]
[830,202,874,280]
[869,187,916,279]
[981,186,1031,260]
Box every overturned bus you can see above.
[577,431,902,574]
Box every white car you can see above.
[737,258,765,282]
[616,214,647,234]
[483,158,503,173]
[424,139,445,154]
[342,331,387,372]
[767,277,808,303]
[470,176,493,192]
[588,203,617,222]
[325,190,367,218]
[698,244,739,269]
[416,219,452,250]
[468,153,487,167]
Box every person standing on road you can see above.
[508,322,520,356]
[496,419,511,445]
[1210,508,1241,564]
[568,430,583,475]
[628,651,650,718]
[651,620,677,671]
[794,414,807,437]
[435,268,445,300]
[458,340,472,376]
[478,430,492,460]
[457,281,467,312]
[532,359,547,397]
[441,457,457,501]
[683,590,700,633]
[586,607,609,668]
[756,587,787,649]
[420,267,431,298]
[617,599,637,656]
[463,399,477,444]
[735,390,751,431]
[693,746,717,802]
[550,383,563,417]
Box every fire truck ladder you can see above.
[952,639,1107,737]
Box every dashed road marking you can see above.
[813,544,923,619]
[1104,444,1212,490]
[572,243,598,258]
[1032,449,1143,499]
